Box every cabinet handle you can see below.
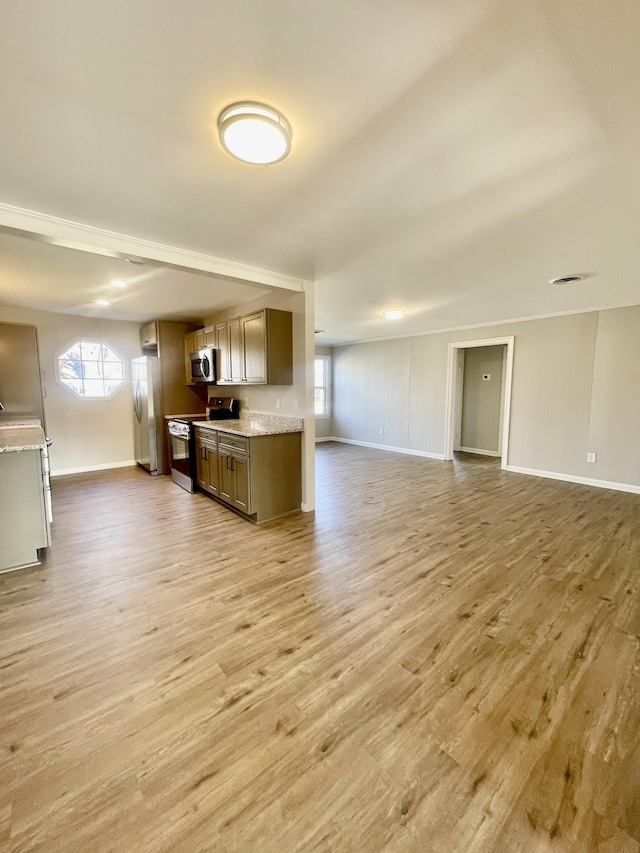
[230,457,234,472]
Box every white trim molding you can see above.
[506,465,640,495]
[320,436,445,460]
[457,447,501,457]
[0,203,305,292]
[444,336,515,471]
[51,460,137,477]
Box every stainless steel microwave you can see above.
[190,348,216,384]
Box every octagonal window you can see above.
[58,340,125,398]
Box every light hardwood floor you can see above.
[1,444,639,852]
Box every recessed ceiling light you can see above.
[548,274,585,286]
[383,310,406,320]
[314,329,325,335]
[95,299,110,306]
[218,101,292,165]
[111,279,127,288]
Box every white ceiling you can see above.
[0,231,271,322]
[0,0,639,343]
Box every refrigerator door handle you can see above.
[134,382,142,423]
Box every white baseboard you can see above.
[51,460,137,477]
[323,436,445,461]
[457,446,501,457]
[315,436,336,443]
[506,465,640,495]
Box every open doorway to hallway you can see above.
[444,336,514,470]
[454,344,507,458]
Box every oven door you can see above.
[168,422,195,492]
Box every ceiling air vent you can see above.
[548,274,585,286]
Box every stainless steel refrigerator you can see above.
[132,356,163,475]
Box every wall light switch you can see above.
[587,452,597,463]
[378,427,384,435]
[482,374,491,381]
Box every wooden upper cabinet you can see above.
[188,309,292,387]
[228,318,243,384]
[183,327,205,385]
[193,329,206,351]
[242,312,267,384]
[215,323,230,384]
[242,309,293,385]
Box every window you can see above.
[314,356,330,417]
[58,340,125,399]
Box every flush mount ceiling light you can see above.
[111,280,127,288]
[548,274,585,286]
[95,299,110,306]
[383,310,406,320]
[217,101,292,165]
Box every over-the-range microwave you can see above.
[190,348,216,384]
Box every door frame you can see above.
[444,336,515,469]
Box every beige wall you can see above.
[332,306,640,488]
[314,345,333,439]
[460,345,504,454]
[0,306,140,475]
[587,307,640,485]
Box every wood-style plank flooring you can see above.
[1,444,639,852]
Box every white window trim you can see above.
[314,354,331,419]
[56,337,128,401]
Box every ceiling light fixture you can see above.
[383,310,406,320]
[111,280,127,288]
[218,101,292,165]
[548,274,585,286]
[95,299,110,306]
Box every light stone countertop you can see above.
[194,411,303,438]
[0,424,46,452]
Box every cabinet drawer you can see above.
[195,428,217,448]
[217,433,248,455]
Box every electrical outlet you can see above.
[587,452,597,463]
[378,427,383,436]
[243,397,249,407]
[275,398,281,410]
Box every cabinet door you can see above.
[215,322,230,384]
[204,326,216,347]
[195,434,207,489]
[196,433,219,495]
[193,329,206,351]
[218,448,234,504]
[205,444,220,495]
[241,311,266,384]
[228,319,243,384]
[231,453,250,512]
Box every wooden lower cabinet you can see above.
[194,427,301,522]
[195,432,219,496]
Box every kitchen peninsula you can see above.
[0,423,51,572]
[194,411,302,522]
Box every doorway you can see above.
[444,336,514,470]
